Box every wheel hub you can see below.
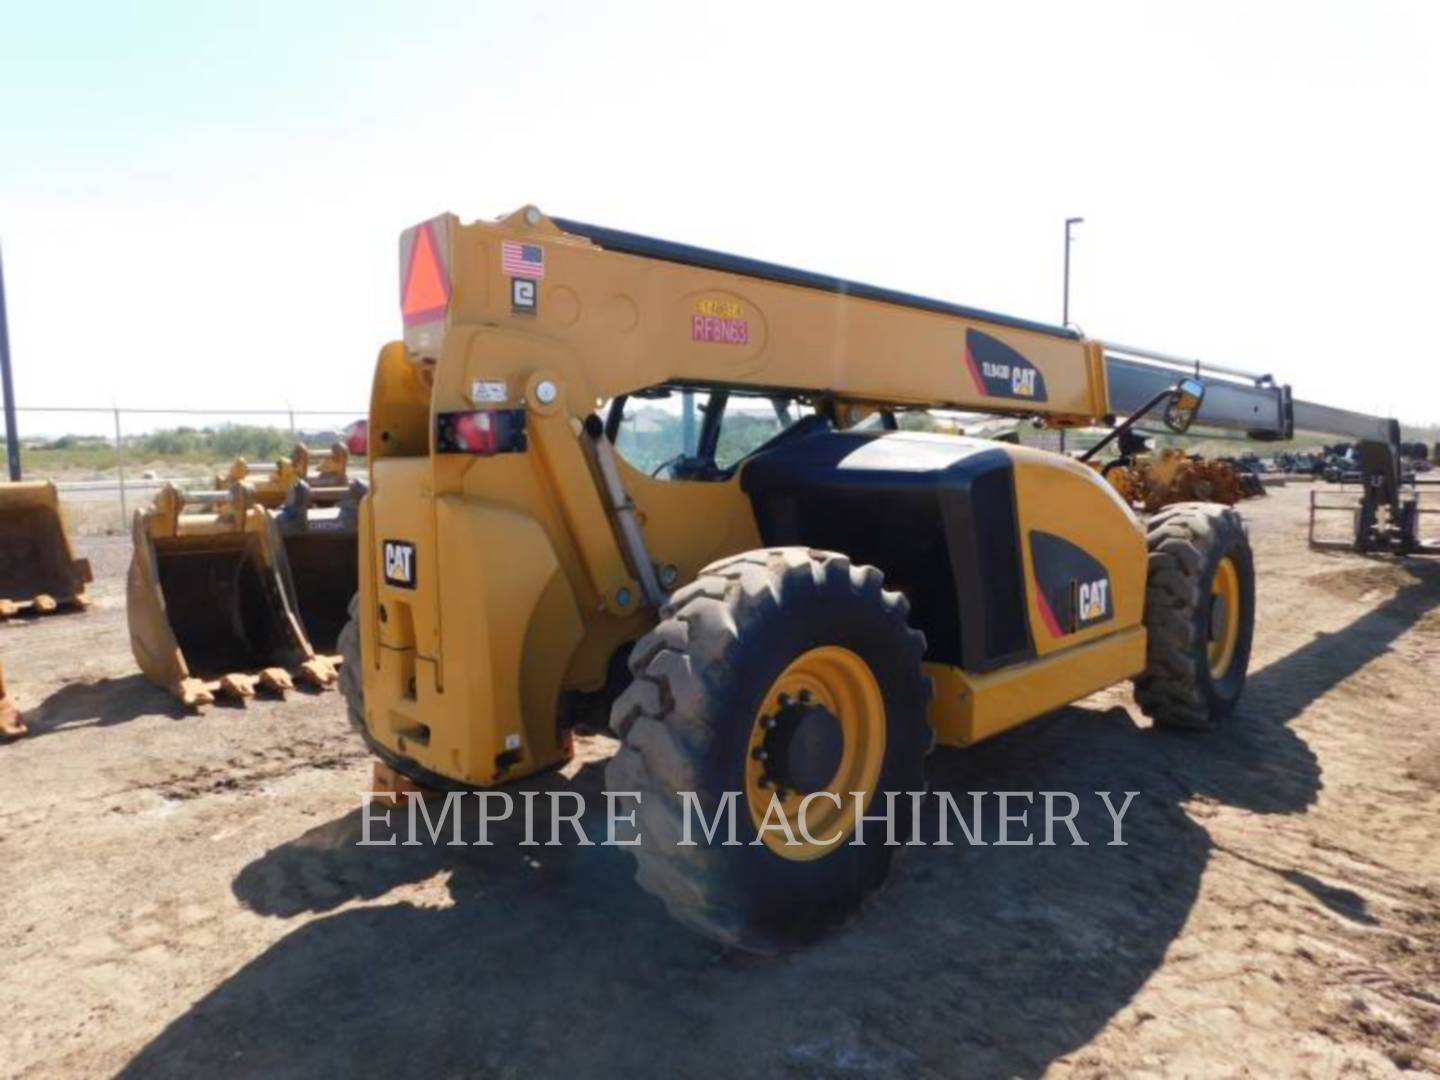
[1209,593,1229,642]
[745,645,887,861]
[1207,555,1242,679]
[758,694,845,795]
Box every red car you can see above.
[344,419,368,457]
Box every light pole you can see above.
[1063,216,1084,328]
[0,244,20,481]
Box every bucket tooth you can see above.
[0,600,17,619]
[32,594,57,614]
[176,677,215,710]
[0,702,24,740]
[258,667,294,695]
[0,664,23,740]
[297,655,339,689]
[218,672,258,701]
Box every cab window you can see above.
[605,387,814,480]
[611,389,714,476]
[714,395,813,469]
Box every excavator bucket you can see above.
[211,443,365,653]
[273,477,366,654]
[127,484,336,708]
[0,480,93,618]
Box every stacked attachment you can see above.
[213,443,351,509]
[1102,449,1264,514]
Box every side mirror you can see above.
[1163,378,1206,433]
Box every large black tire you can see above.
[605,548,931,952]
[1134,503,1255,730]
[337,593,365,734]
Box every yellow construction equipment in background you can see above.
[214,443,351,508]
[0,480,92,617]
[0,480,92,741]
[1102,449,1262,513]
[126,450,365,707]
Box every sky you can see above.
[1,0,1437,436]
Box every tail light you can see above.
[436,409,527,455]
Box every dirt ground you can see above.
[1,482,1437,1079]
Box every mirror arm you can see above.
[1079,388,1175,463]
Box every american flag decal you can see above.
[502,241,545,280]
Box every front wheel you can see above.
[605,548,931,952]
[1134,504,1255,730]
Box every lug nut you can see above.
[752,747,768,761]
[778,693,792,708]
[761,715,777,730]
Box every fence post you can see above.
[113,405,126,523]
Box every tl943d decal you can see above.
[964,329,1049,402]
[1029,531,1111,636]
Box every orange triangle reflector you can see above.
[402,221,450,326]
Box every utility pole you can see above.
[1063,216,1084,328]
[0,244,21,481]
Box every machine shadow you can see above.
[22,674,186,735]
[1242,560,1439,728]
[118,573,1437,1078]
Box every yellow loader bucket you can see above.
[127,484,336,708]
[0,480,92,617]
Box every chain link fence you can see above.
[5,405,366,535]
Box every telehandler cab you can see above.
[342,206,1255,949]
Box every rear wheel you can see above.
[605,548,931,952]
[1134,503,1255,730]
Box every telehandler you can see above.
[342,206,1256,950]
